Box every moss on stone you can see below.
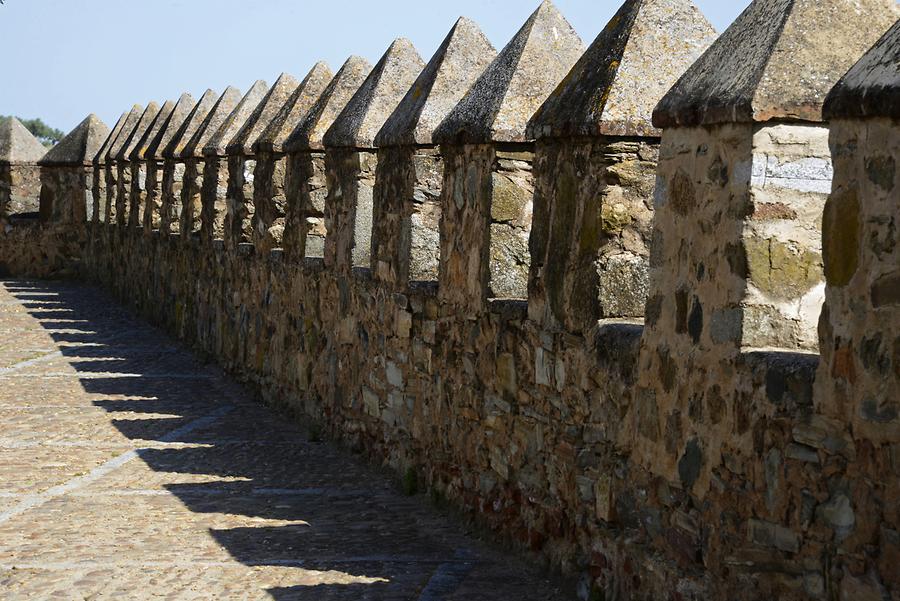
[823,187,860,287]
[745,237,824,298]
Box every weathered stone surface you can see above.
[324,39,424,149]
[129,99,175,162]
[179,86,241,159]
[284,56,372,152]
[251,65,334,252]
[433,0,585,144]
[0,118,46,219]
[165,89,220,160]
[150,90,218,236]
[100,106,142,226]
[817,116,900,444]
[115,102,160,163]
[825,19,900,120]
[39,114,110,167]
[254,62,334,154]
[104,105,143,165]
[140,93,197,231]
[529,0,716,138]
[203,81,268,158]
[0,117,47,164]
[654,0,900,127]
[144,93,197,161]
[376,18,496,147]
[38,116,108,225]
[227,73,300,155]
[92,110,128,171]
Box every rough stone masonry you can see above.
[5,0,900,600]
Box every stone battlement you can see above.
[4,1,900,599]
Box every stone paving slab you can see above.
[0,280,571,600]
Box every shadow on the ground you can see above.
[4,280,565,601]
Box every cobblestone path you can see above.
[0,280,570,600]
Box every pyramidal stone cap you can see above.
[825,18,900,120]
[434,0,585,144]
[146,92,198,161]
[180,87,242,159]
[323,38,425,149]
[227,73,300,155]
[130,99,175,162]
[116,102,161,162]
[162,90,218,160]
[0,117,48,164]
[254,62,334,154]
[39,114,110,167]
[529,0,717,139]
[653,0,900,128]
[203,80,268,157]
[284,56,372,153]
[94,111,130,166]
[104,105,144,164]
[376,17,497,147]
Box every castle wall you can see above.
[0,163,42,221]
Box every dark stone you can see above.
[861,398,899,424]
[894,336,900,379]
[688,298,703,344]
[675,288,688,334]
[707,386,725,426]
[860,334,890,374]
[658,348,678,393]
[871,272,900,307]
[766,368,787,404]
[865,155,896,191]
[645,295,664,327]
[665,410,682,454]
[725,242,748,278]
[637,387,660,442]
[678,438,703,490]
[823,187,861,287]
[669,170,696,216]
[707,155,729,187]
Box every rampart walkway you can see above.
[0,280,568,600]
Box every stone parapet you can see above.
[11,0,900,598]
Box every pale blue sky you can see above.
[1,0,750,134]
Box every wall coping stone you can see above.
[324,39,424,149]
[375,17,496,147]
[145,92,198,161]
[433,0,585,144]
[653,0,900,128]
[825,18,900,120]
[39,114,110,167]
[529,0,716,139]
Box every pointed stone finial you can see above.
[434,1,585,144]
[284,56,372,152]
[529,0,716,138]
[323,39,425,148]
[227,73,301,155]
[130,99,176,162]
[144,92,196,161]
[825,19,900,120]
[179,87,242,159]
[116,102,161,162]
[104,105,143,163]
[654,0,900,127]
[376,17,497,147]
[39,114,110,167]
[0,117,47,164]
[254,62,334,154]
[203,80,268,157]
[160,90,218,160]
[94,111,130,165]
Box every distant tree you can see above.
[0,115,65,147]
